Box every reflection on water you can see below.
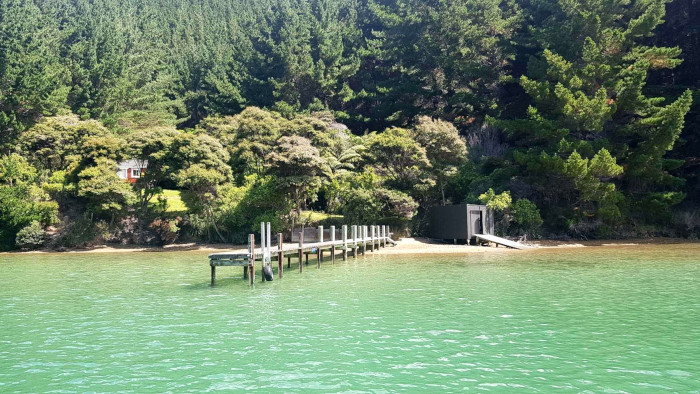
[1,244,699,391]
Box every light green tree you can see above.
[412,116,467,205]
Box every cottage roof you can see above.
[117,159,148,170]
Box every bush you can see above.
[512,199,543,236]
[15,221,46,250]
[150,217,182,245]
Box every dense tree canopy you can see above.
[0,0,696,249]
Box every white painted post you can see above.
[362,225,367,255]
[342,225,347,261]
[260,222,265,254]
[352,225,358,257]
[318,225,324,262]
[370,225,375,252]
[330,225,336,263]
[298,231,303,273]
[260,222,266,268]
[266,222,271,264]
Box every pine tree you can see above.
[0,0,68,147]
[494,0,693,232]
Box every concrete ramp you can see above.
[474,234,529,250]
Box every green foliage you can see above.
[0,184,59,250]
[338,169,419,227]
[15,221,46,250]
[0,0,69,145]
[412,117,467,204]
[149,217,181,246]
[512,199,544,235]
[365,127,432,191]
[479,189,512,212]
[214,175,291,243]
[0,153,36,187]
[77,158,136,219]
[0,0,696,245]
[267,135,330,225]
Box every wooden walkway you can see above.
[209,224,394,285]
[474,233,529,250]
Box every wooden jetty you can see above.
[209,224,395,285]
[474,233,529,250]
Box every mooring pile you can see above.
[208,223,395,285]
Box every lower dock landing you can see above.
[474,233,529,250]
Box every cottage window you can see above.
[131,168,141,179]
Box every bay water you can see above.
[1,244,698,391]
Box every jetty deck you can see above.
[209,224,394,285]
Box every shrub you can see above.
[512,199,543,235]
[150,217,181,245]
[15,221,46,250]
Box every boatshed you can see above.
[428,204,495,243]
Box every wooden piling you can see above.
[375,225,379,249]
[362,226,367,256]
[248,234,255,285]
[330,225,336,263]
[318,225,324,262]
[370,225,375,252]
[298,232,303,273]
[352,225,358,258]
[342,225,348,261]
[261,223,266,283]
[210,265,216,286]
[277,233,283,279]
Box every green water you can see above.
[1,244,699,392]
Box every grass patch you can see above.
[301,211,344,226]
[152,189,187,214]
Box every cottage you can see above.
[117,160,148,183]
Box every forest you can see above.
[0,0,698,250]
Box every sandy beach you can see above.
[3,236,694,256]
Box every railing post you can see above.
[248,234,255,285]
[352,225,358,258]
[330,225,336,263]
[370,225,375,252]
[362,226,367,256]
[298,231,303,273]
[342,225,348,261]
[318,225,324,263]
[277,232,283,279]
[374,225,378,249]
[260,223,266,283]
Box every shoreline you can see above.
[2,237,696,256]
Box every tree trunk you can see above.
[441,181,446,206]
[206,206,227,243]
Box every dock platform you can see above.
[474,233,529,250]
[209,224,394,285]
